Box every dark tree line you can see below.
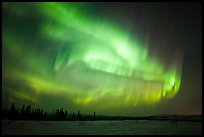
[2,103,97,121]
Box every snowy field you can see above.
[2,120,202,135]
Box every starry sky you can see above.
[2,2,202,116]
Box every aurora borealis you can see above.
[2,2,202,116]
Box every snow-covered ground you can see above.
[2,120,202,135]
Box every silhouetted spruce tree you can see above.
[65,111,68,120]
[76,110,81,120]
[37,108,40,120]
[20,105,25,120]
[9,103,18,120]
[43,112,47,120]
[93,112,96,121]
[60,108,64,120]
[25,105,31,120]
[40,109,43,120]
[56,108,60,121]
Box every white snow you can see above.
[2,120,202,135]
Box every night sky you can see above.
[2,2,202,116]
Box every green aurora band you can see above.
[2,2,182,115]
